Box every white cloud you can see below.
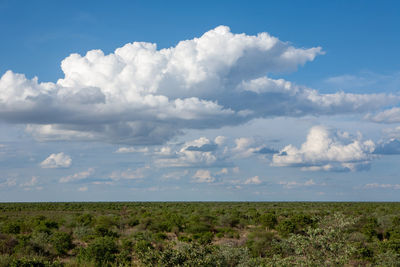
[1,26,396,145]
[214,136,227,146]
[244,176,262,185]
[367,107,400,123]
[115,146,149,153]
[40,152,72,168]
[109,166,149,180]
[20,176,38,187]
[155,137,223,167]
[216,168,229,175]
[232,137,258,158]
[60,168,94,183]
[272,126,375,171]
[192,169,215,183]
[78,186,88,192]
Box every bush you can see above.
[2,222,21,234]
[277,220,296,237]
[246,230,276,257]
[78,236,118,266]
[50,232,73,255]
[76,213,93,226]
[260,212,277,229]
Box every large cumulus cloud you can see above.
[0,26,398,144]
[272,126,376,171]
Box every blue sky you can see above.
[1,0,400,201]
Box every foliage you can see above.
[0,202,399,265]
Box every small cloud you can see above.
[109,166,149,180]
[304,179,316,186]
[216,168,228,175]
[192,169,215,183]
[244,176,262,185]
[279,179,317,189]
[60,168,94,183]
[40,153,72,168]
[20,176,38,187]
[78,186,88,192]
[214,136,226,146]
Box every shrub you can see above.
[246,230,275,257]
[2,222,21,234]
[50,232,73,255]
[260,213,277,229]
[291,213,315,229]
[277,220,296,237]
[76,213,93,226]
[78,236,118,266]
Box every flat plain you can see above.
[0,202,399,266]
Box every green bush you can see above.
[246,230,276,257]
[2,222,21,234]
[277,219,296,237]
[50,232,73,255]
[76,213,93,226]
[260,212,277,229]
[78,236,118,266]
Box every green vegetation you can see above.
[0,202,399,266]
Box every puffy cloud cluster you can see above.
[192,170,215,183]
[1,26,397,145]
[40,152,72,169]
[244,176,262,185]
[155,137,227,167]
[272,126,376,171]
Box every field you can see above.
[0,202,399,266]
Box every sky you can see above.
[1,0,400,201]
